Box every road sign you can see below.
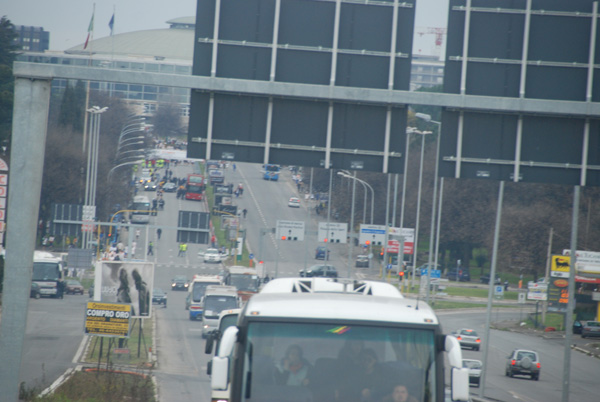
[276,220,305,241]
[494,285,504,299]
[421,269,441,279]
[318,222,347,243]
[518,293,526,304]
[249,253,254,260]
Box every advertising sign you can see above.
[548,277,569,312]
[85,302,131,337]
[527,282,548,301]
[359,226,415,254]
[95,261,154,318]
[551,255,570,278]
[563,249,600,275]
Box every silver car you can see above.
[462,359,482,387]
[452,328,481,351]
[505,349,540,380]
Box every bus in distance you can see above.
[186,173,205,201]
[129,195,151,224]
[186,274,222,320]
[210,278,470,402]
[262,164,280,181]
[222,266,261,302]
[32,251,65,298]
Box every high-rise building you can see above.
[12,25,50,52]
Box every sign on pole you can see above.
[318,222,347,243]
[527,282,548,301]
[276,220,305,241]
[85,302,131,337]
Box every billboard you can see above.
[95,261,155,319]
[441,0,600,186]
[85,302,131,338]
[551,255,570,278]
[188,0,416,173]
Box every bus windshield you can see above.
[229,274,260,292]
[265,165,280,172]
[191,281,221,302]
[32,262,61,281]
[204,295,238,317]
[240,322,437,402]
[187,184,204,193]
[131,201,150,214]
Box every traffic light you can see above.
[281,236,286,240]
[365,240,370,246]
[324,238,328,243]
[398,271,405,278]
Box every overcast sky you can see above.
[4,0,449,56]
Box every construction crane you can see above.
[415,26,447,55]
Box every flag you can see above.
[108,13,114,36]
[83,12,94,49]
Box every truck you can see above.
[222,265,261,302]
[32,250,65,298]
[209,277,470,402]
[200,285,240,338]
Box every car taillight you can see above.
[456,336,462,340]
[511,360,516,366]
[476,338,481,343]
[536,362,541,369]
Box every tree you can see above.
[0,16,18,151]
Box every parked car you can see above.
[462,359,482,387]
[288,197,301,208]
[480,273,501,285]
[505,349,541,380]
[30,282,41,299]
[573,320,583,334]
[65,279,85,295]
[163,182,177,192]
[152,288,168,307]
[202,248,222,263]
[315,246,330,260]
[446,267,471,282]
[581,321,600,338]
[171,275,189,291]
[299,264,338,278]
[355,255,369,268]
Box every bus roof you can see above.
[192,274,222,283]
[33,250,61,262]
[133,195,150,202]
[227,266,258,275]
[244,291,438,325]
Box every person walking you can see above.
[181,242,187,257]
[157,228,162,240]
[242,208,248,218]
[178,243,184,257]
[147,241,154,256]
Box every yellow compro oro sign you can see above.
[551,255,571,278]
[85,302,131,338]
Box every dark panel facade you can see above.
[441,0,600,186]
[189,0,416,173]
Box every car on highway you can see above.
[288,197,301,208]
[163,182,177,192]
[202,248,222,263]
[480,273,501,285]
[462,359,482,387]
[581,321,600,338]
[315,246,330,260]
[452,328,481,351]
[505,349,540,380]
[144,181,158,191]
[446,267,471,282]
[152,288,168,307]
[65,279,85,295]
[30,282,41,299]
[171,275,189,291]
[355,254,369,268]
[299,264,338,278]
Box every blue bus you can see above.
[262,164,280,181]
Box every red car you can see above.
[65,280,85,295]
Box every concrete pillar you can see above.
[0,76,51,401]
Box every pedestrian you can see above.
[147,241,154,256]
[157,228,162,240]
[233,163,236,172]
[181,242,187,257]
[243,208,247,218]
[235,189,239,198]
[135,229,141,239]
[211,234,217,248]
[131,241,137,256]
[178,243,184,257]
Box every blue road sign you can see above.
[387,264,393,271]
[421,269,441,278]
[249,253,254,260]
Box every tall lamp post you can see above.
[416,113,441,304]
[83,106,108,249]
[337,172,374,224]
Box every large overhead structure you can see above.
[187,0,417,173]
[441,0,600,186]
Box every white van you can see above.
[201,285,239,338]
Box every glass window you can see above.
[130,85,142,92]
[115,84,128,91]
[143,86,158,93]
[159,87,172,94]
[145,63,159,72]
[160,64,175,73]
[176,65,191,74]
[131,62,144,71]
[241,322,437,402]
[143,93,157,101]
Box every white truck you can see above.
[210,277,470,402]
[201,285,240,338]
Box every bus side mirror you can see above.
[445,335,469,401]
[211,326,238,391]
[205,333,214,354]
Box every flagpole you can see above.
[82,5,94,154]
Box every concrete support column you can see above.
[0,77,51,401]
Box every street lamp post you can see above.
[83,106,108,249]
[337,172,374,225]
[415,113,441,304]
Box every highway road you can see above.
[15,159,600,402]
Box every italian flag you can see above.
[83,12,94,49]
